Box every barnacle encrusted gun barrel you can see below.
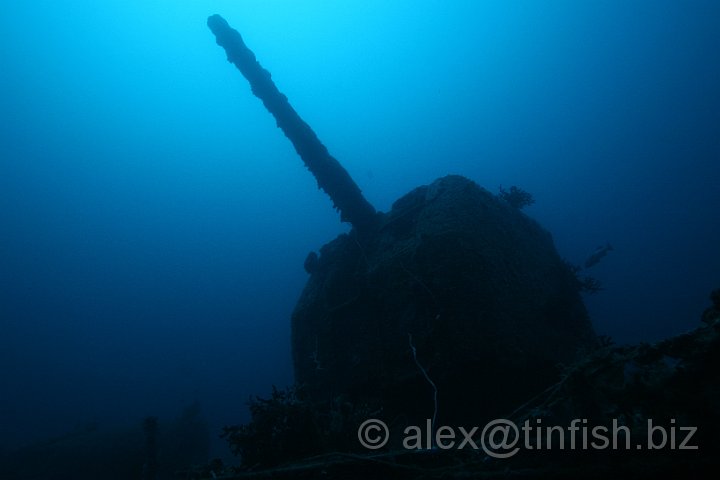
[207,14,378,231]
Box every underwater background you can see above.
[1,0,719,461]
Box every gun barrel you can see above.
[207,14,378,230]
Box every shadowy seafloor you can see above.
[206,296,720,479]
[3,291,716,479]
[0,403,210,480]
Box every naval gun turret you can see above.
[207,14,596,434]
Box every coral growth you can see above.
[701,288,720,324]
[565,261,604,294]
[498,185,535,209]
[222,386,371,468]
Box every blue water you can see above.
[1,0,719,457]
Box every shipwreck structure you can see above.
[208,14,596,430]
